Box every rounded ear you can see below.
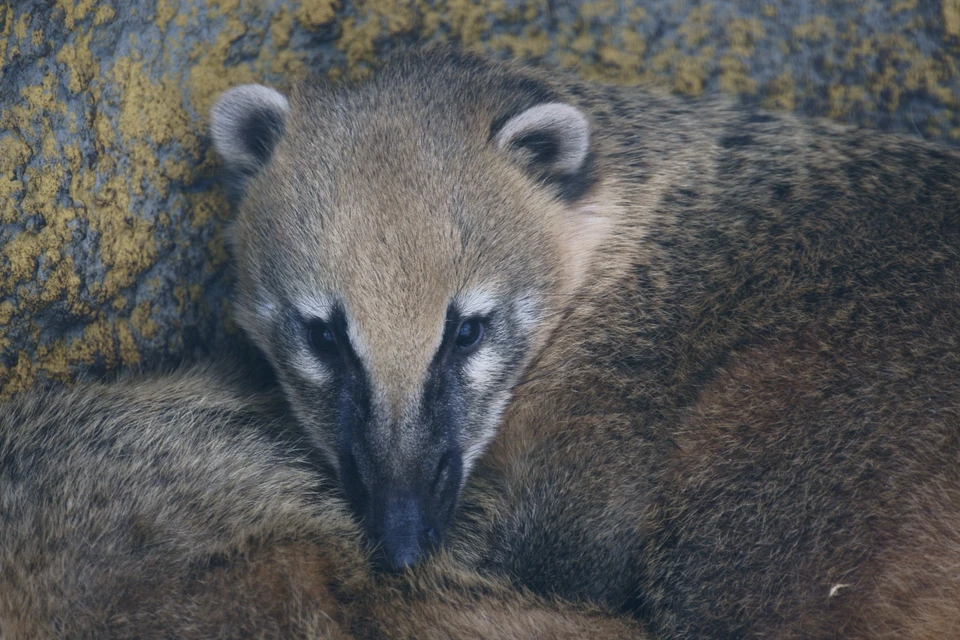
[210,84,290,193]
[494,102,592,201]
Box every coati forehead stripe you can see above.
[453,288,497,317]
[295,293,336,322]
[344,310,374,375]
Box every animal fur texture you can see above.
[4,46,960,638]
[0,362,643,639]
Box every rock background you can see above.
[2,0,960,396]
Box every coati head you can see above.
[210,49,614,570]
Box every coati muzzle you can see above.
[339,446,463,571]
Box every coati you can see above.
[2,46,960,638]
[211,46,960,637]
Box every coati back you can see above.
[210,47,960,637]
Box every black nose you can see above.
[339,448,463,572]
[374,494,436,572]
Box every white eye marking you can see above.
[295,293,335,322]
[293,348,333,384]
[462,348,502,387]
[454,287,497,318]
[514,293,541,331]
[462,391,512,473]
[345,311,373,367]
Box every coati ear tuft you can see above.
[493,102,593,201]
[210,84,289,189]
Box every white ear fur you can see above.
[495,102,590,174]
[210,84,290,171]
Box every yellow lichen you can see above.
[113,58,192,151]
[677,4,713,48]
[33,341,71,382]
[294,0,339,29]
[3,353,39,397]
[187,189,231,227]
[439,0,497,45]
[627,6,646,22]
[718,54,757,94]
[87,174,158,298]
[0,176,23,222]
[0,5,12,80]
[66,319,119,369]
[12,9,28,40]
[943,0,960,37]
[56,0,96,30]
[94,4,116,25]
[762,70,796,111]
[173,283,203,316]
[579,0,618,20]
[827,84,870,120]
[205,233,231,269]
[187,18,258,116]
[18,72,65,120]
[792,15,835,42]
[673,55,709,96]
[155,0,180,29]
[649,43,714,97]
[488,31,551,61]
[116,321,141,366]
[131,301,159,339]
[270,6,294,48]
[2,165,75,292]
[891,0,918,12]
[726,18,764,56]
[56,30,96,93]
[0,135,30,223]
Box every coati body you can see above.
[211,47,960,637]
[3,46,960,638]
[0,362,642,639]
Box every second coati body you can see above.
[0,362,640,639]
[1,47,959,638]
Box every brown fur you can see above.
[265,48,957,637]
[452,59,960,636]
[0,362,643,638]
[5,47,960,637]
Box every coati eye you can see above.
[455,318,485,353]
[307,319,338,358]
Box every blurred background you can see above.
[2,0,959,396]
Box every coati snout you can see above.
[340,447,462,570]
[209,50,611,565]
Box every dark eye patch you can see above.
[298,307,361,370]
